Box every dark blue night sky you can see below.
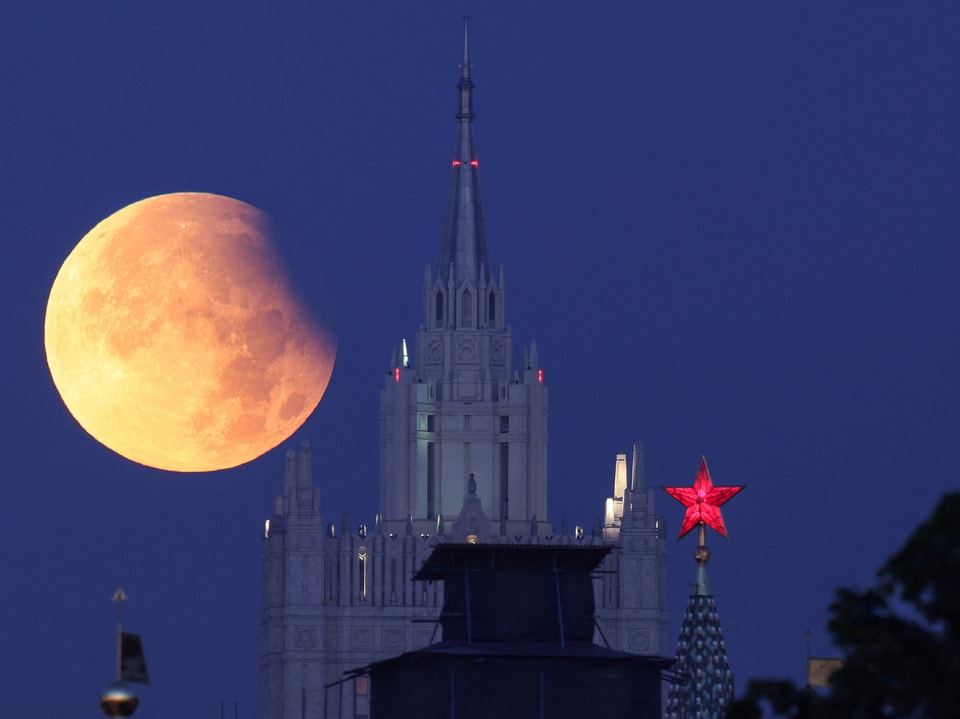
[3,3,959,716]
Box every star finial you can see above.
[664,456,743,540]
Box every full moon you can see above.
[44,192,336,472]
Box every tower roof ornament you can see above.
[664,456,743,542]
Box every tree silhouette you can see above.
[726,492,960,719]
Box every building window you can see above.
[499,415,509,433]
[435,290,445,324]
[355,676,369,696]
[358,549,367,600]
[326,557,335,602]
[427,442,436,519]
[390,559,397,604]
[460,288,474,328]
[499,442,509,519]
[427,414,436,432]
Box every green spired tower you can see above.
[664,457,743,719]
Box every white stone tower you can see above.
[259,22,668,719]
[599,444,671,656]
[379,20,548,538]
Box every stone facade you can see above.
[260,442,443,719]
[260,443,668,719]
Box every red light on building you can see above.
[452,159,461,166]
[394,368,401,383]
[538,369,543,383]
[470,159,479,167]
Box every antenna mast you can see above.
[112,586,128,680]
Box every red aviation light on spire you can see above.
[394,367,400,383]
[664,457,743,540]
[470,159,479,167]
[452,159,461,167]
[537,369,543,383]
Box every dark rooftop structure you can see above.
[354,543,672,719]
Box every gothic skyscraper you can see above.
[260,23,668,719]
[379,19,548,538]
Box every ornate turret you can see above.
[664,457,743,719]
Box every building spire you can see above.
[438,16,491,287]
[457,16,474,121]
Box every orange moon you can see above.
[44,192,336,472]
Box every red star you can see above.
[664,456,743,540]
